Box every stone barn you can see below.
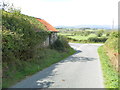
[36,18,59,47]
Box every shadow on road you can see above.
[63,56,97,62]
[74,50,82,54]
[60,55,97,63]
[59,50,97,63]
[34,49,97,88]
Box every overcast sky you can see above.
[3,0,119,26]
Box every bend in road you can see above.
[11,43,104,88]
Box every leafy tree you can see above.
[0,2,9,10]
[106,32,110,36]
[96,30,104,37]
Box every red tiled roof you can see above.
[36,18,58,32]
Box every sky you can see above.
[3,0,119,26]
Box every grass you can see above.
[59,32,108,43]
[3,47,76,88]
[68,34,98,40]
[98,46,119,88]
[68,35,88,40]
[2,10,76,88]
[63,34,97,41]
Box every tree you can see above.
[106,32,110,36]
[96,30,104,37]
[0,2,9,10]
[0,2,21,14]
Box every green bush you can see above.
[2,9,76,88]
[96,30,104,37]
[110,31,119,38]
[106,32,110,36]
[2,10,49,62]
[105,31,119,53]
[50,36,70,51]
[88,37,108,43]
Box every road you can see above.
[11,43,104,88]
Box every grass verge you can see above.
[98,46,119,88]
[3,47,76,88]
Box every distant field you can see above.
[58,29,110,43]
[67,34,97,40]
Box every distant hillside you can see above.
[55,25,118,30]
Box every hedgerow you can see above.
[2,10,76,88]
[104,31,119,53]
[88,37,108,43]
[2,10,50,75]
[50,35,70,51]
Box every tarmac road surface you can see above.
[11,43,104,88]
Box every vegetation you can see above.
[3,47,75,88]
[2,10,48,62]
[104,31,119,53]
[98,46,119,88]
[58,29,109,43]
[88,37,107,43]
[96,30,104,37]
[2,4,119,88]
[50,35,70,51]
[98,31,119,88]
[2,10,76,88]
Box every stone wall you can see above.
[43,37,49,47]
[43,32,58,47]
[49,32,58,45]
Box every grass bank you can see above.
[3,47,76,88]
[2,9,76,88]
[98,46,119,88]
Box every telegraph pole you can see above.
[112,19,114,30]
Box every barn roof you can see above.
[36,18,58,32]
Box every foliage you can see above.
[1,2,9,10]
[72,31,92,36]
[105,31,119,53]
[64,34,107,43]
[88,37,108,43]
[96,30,104,37]
[2,9,76,88]
[50,35,70,51]
[98,46,119,88]
[110,31,119,38]
[98,31,119,88]
[3,48,76,88]
[2,10,48,62]
[2,9,49,85]
[106,31,110,36]
[58,29,109,43]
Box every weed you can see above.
[98,46,119,88]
